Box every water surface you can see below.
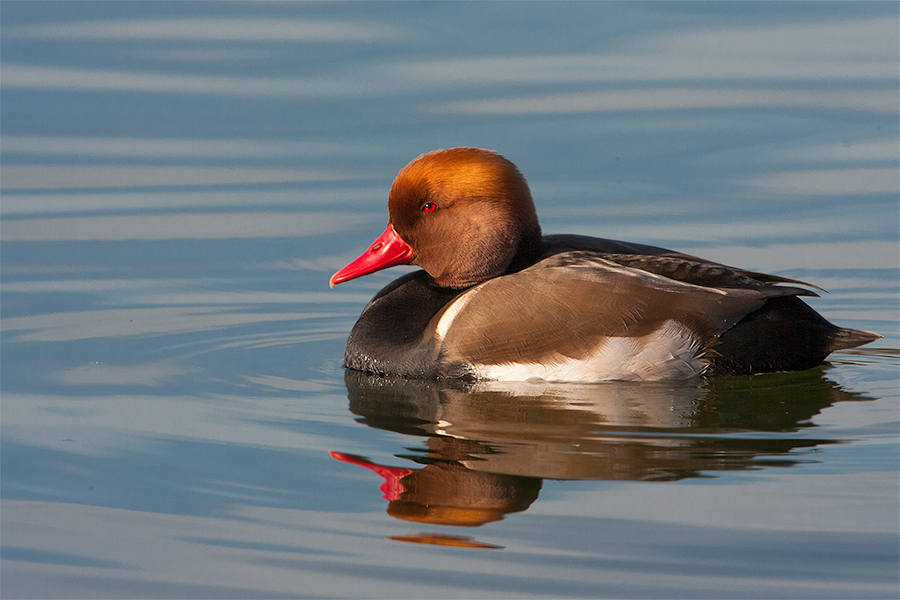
[1,2,898,598]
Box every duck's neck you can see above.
[503,223,544,277]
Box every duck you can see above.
[329,147,880,382]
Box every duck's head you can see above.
[330,147,542,289]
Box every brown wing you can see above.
[438,252,806,366]
[542,235,824,292]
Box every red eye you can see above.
[421,203,437,213]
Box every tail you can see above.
[828,327,882,353]
[709,296,882,375]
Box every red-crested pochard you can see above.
[330,147,880,381]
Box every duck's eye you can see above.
[421,202,437,213]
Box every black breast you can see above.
[344,270,465,378]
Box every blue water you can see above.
[2,2,898,598]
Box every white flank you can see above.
[434,287,480,341]
[472,320,706,382]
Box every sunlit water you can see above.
[2,3,898,598]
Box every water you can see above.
[1,2,898,598]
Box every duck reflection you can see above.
[331,367,870,531]
[331,437,541,527]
